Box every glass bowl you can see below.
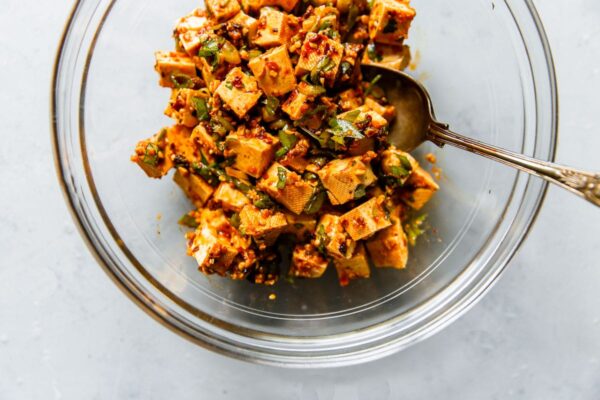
[52,0,557,367]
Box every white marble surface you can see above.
[1,1,600,399]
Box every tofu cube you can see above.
[131,128,172,178]
[289,244,329,278]
[363,97,396,121]
[240,0,299,13]
[213,182,250,212]
[366,206,408,269]
[363,43,411,71]
[188,225,239,275]
[224,127,279,178]
[283,213,317,241]
[215,67,263,118]
[317,156,377,205]
[230,11,259,39]
[334,244,371,286]
[154,52,198,88]
[174,10,210,55]
[380,147,419,185]
[254,8,290,48]
[368,0,416,45]
[205,0,241,21]
[239,205,288,245]
[340,195,392,240]
[191,123,222,164]
[164,89,208,128]
[257,163,315,214]
[281,88,310,120]
[165,125,201,165]
[313,214,356,259]
[400,165,439,210]
[173,167,215,208]
[301,6,339,33]
[248,45,296,96]
[338,88,363,111]
[295,33,344,87]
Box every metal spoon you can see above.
[362,64,600,207]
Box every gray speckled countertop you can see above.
[1,1,600,399]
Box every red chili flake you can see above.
[266,61,280,72]
[232,76,244,89]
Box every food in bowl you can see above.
[130,0,438,286]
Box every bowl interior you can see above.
[79,0,535,337]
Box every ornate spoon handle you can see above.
[428,123,600,207]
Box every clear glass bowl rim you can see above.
[51,0,559,367]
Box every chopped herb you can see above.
[142,143,160,166]
[254,192,275,209]
[318,20,332,31]
[178,213,199,228]
[212,115,234,134]
[397,154,413,171]
[264,96,279,117]
[276,167,288,189]
[198,38,220,57]
[390,165,410,179]
[383,18,398,33]
[191,97,209,121]
[302,104,328,120]
[345,5,360,37]
[299,126,330,148]
[310,56,335,83]
[354,184,367,199]
[279,130,298,149]
[304,189,326,214]
[340,109,361,123]
[328,117,364,140]
[315,223,327,254]
[298,83,326,97]
[366,43,382,62]
[170,73,193,89]
[364,74,382,96]
[191,162,221,186]
[302,171,319,182]
[229,213,241,229]
[224,82,233,90]
[231,177,252,194]
[405,214,428,246]
[248,49,263,59]
[340,61,352,76]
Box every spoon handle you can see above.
[428,123,600,207]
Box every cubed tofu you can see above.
[254,8,290,48]
[281,88,310,120]
[240,0,300,13]
[257,163,314,214]
[224,127,279,178]
[363,97,396,121]
[230,11,259,39]
[380,147,419,185]
[215,67,263,118]
[213,182,250,211]
[174,10,210,55]
[206,0,241,21]
[366,206,408,269]
[400,165,439,210]
[340,195,392,240]
[368,0,416,45]
[164,89,208,128]
[334,244,371,286]
[154,51,198,88]
[173,167,215,208]
[283,213,317,241]
[191,123,222,163]
[338,107,388,137]
[314,214,356,259]
[295,33,344,87]
[289,244,329,278]
[239,205,288,245]
[131,128,172,178]
[248,45,296,96]
[363,43,411,71]
[188,225,239,275]
[317,156,377,205]
[338,88,363,111]
[165,125,201,164]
